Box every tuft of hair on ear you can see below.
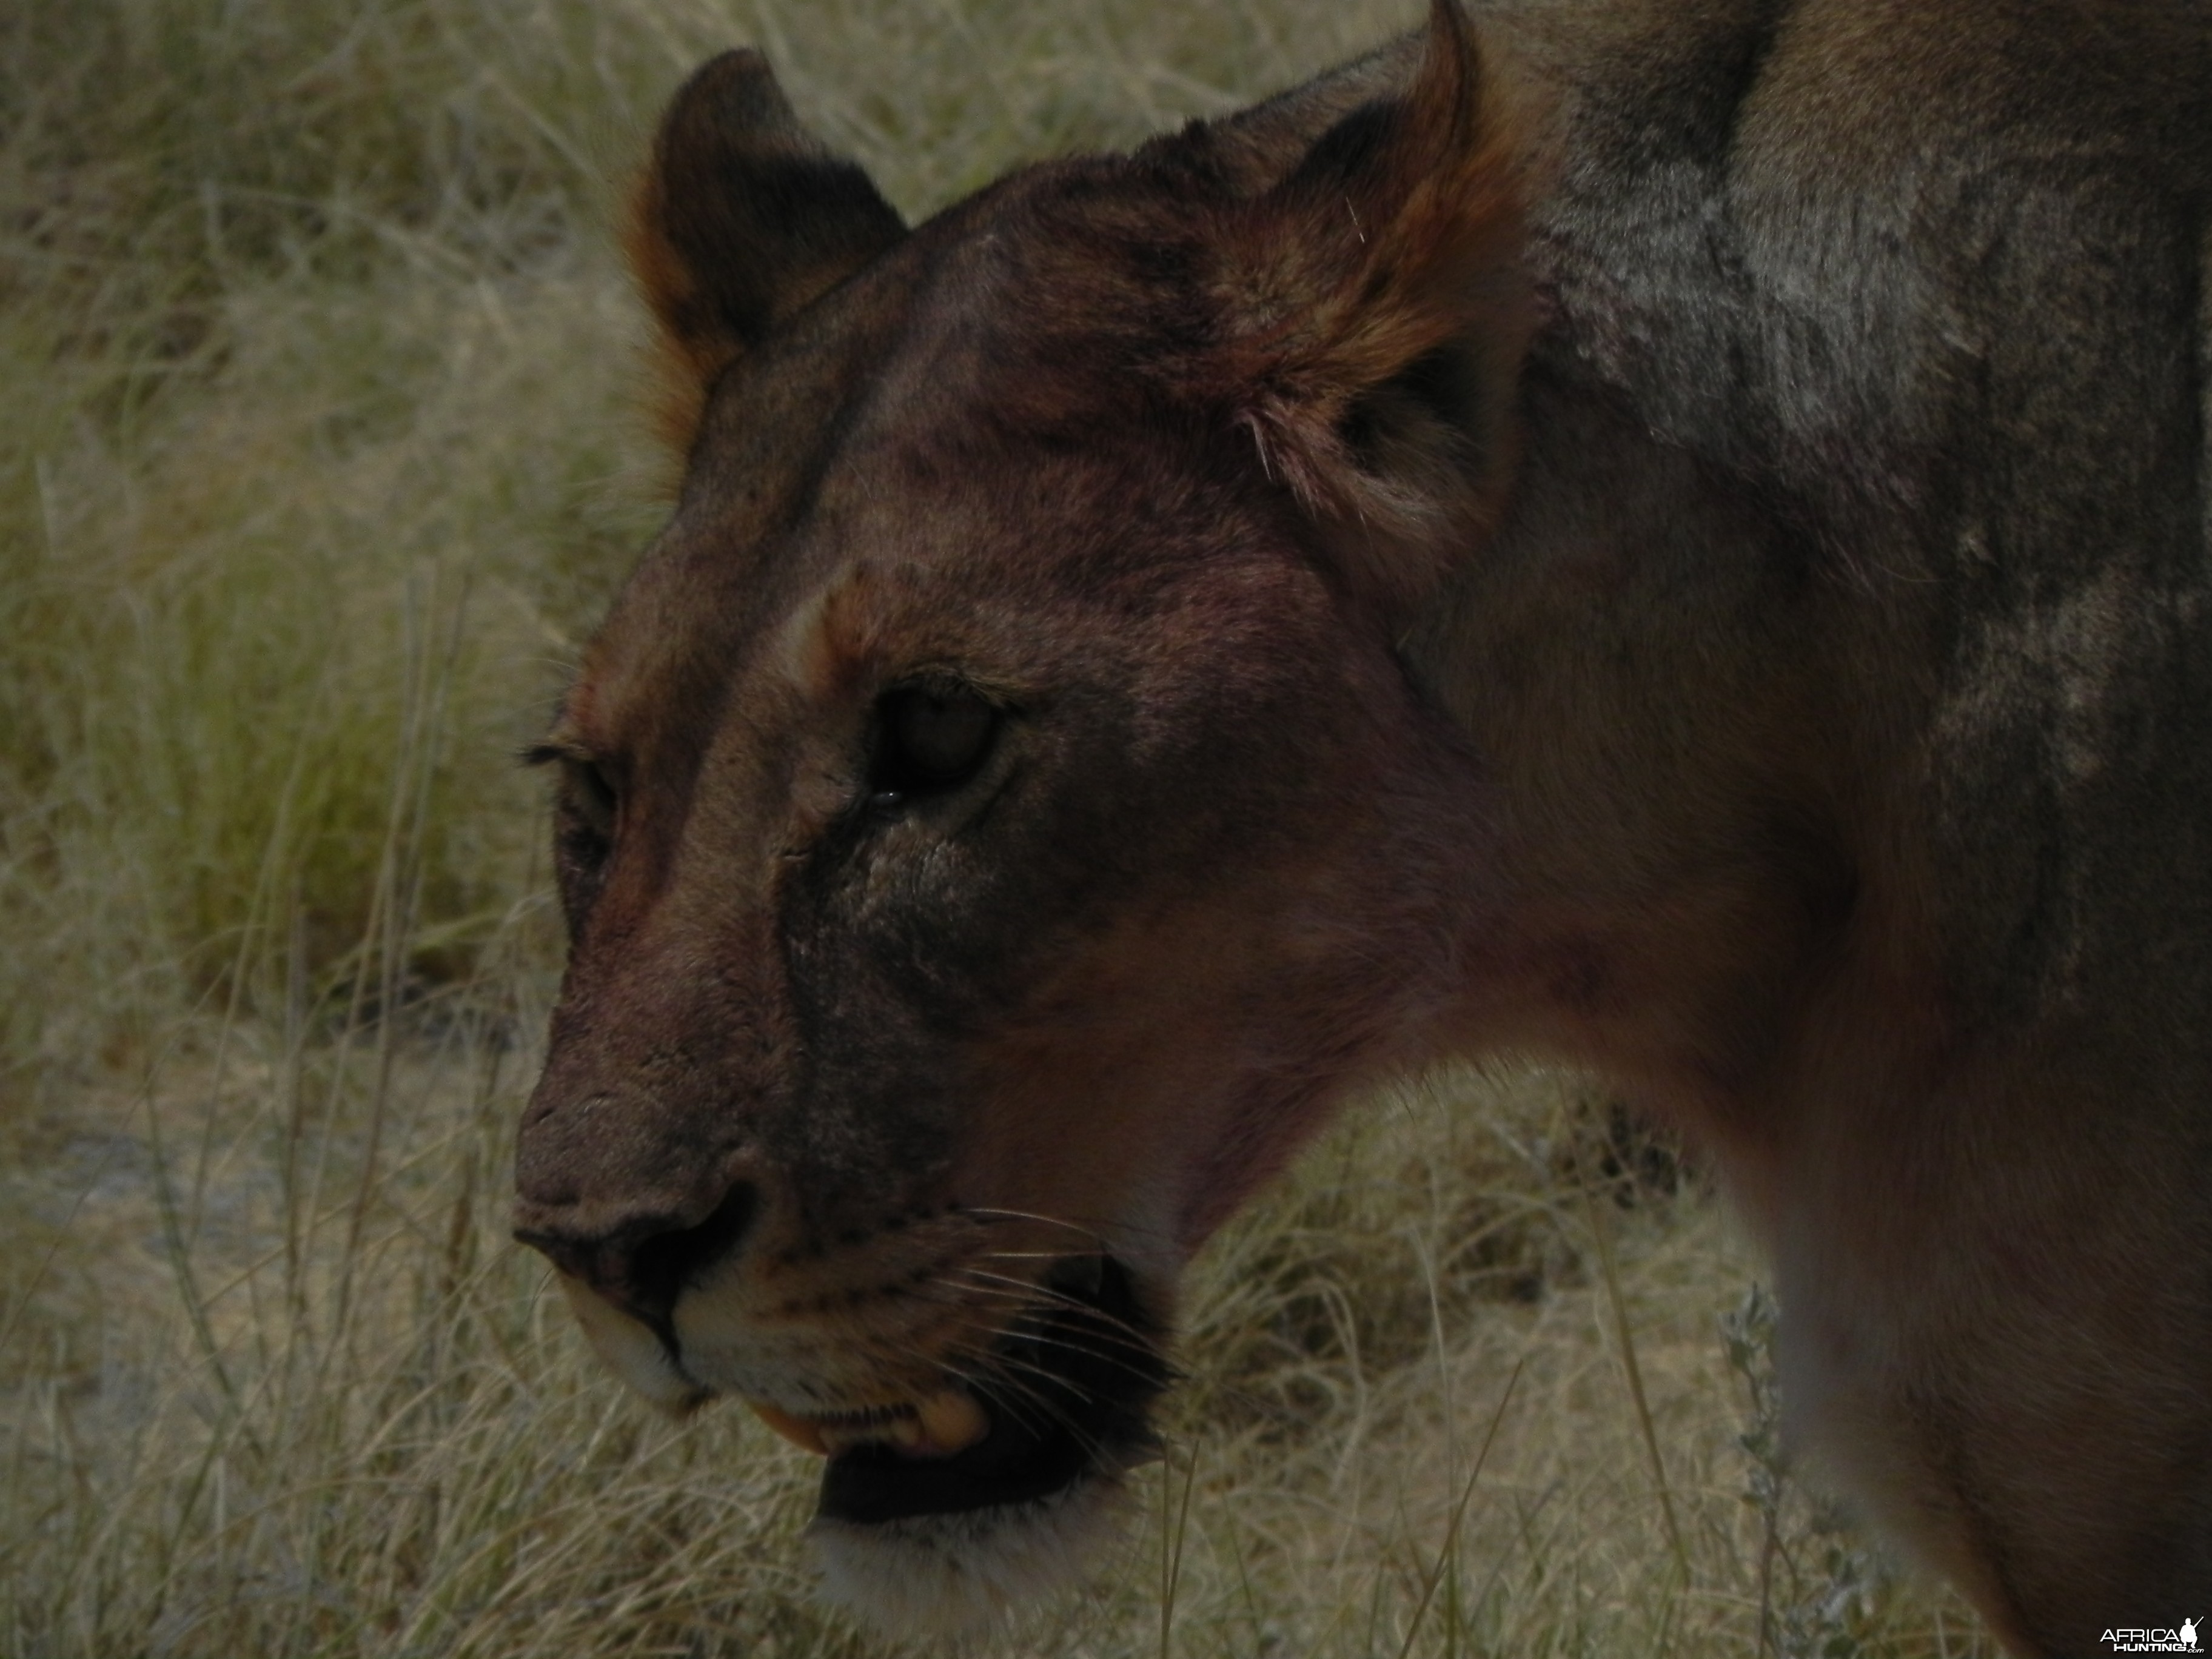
[627,50,906,454]
[1181,0,1535,618]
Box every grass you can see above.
[0,0,1997,1653]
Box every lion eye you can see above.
[565,759,618,840]
[871,686,999,801]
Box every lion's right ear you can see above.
[1159,0,1532,622]
[629,52,906,449]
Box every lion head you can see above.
[514,2,1530,1632]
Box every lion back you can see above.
[1513,0,2212,1028]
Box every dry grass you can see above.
[0,1,1997,1654]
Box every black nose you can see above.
[515,1182,758,1327]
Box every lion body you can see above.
[515,4,2212,1650]
[1421,2,2212,1632]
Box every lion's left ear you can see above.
[1188,0,1533,617]
[629,51,907,449]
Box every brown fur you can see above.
[517,2,2212,1649]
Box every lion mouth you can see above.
[754,1255,1170,1526]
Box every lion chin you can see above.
[555,1256,1168,1637]
[811,1478,1131,1638]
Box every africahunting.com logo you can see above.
[2103,1620,2200,1653]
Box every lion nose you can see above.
[515,1181,758,1327]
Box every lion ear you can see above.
[1201,0,1532,616]
[629,51,907,449]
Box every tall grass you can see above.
[0,1,1994,1654]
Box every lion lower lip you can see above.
[749,1392,991,1460]
[814,1255,1170,1526]
[750,1401,833,1456]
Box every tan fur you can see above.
[622,180,719,458]
[517,3,2212,1650]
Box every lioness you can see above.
[513,1,2212,1649]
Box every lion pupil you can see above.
[881,688,995,791]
